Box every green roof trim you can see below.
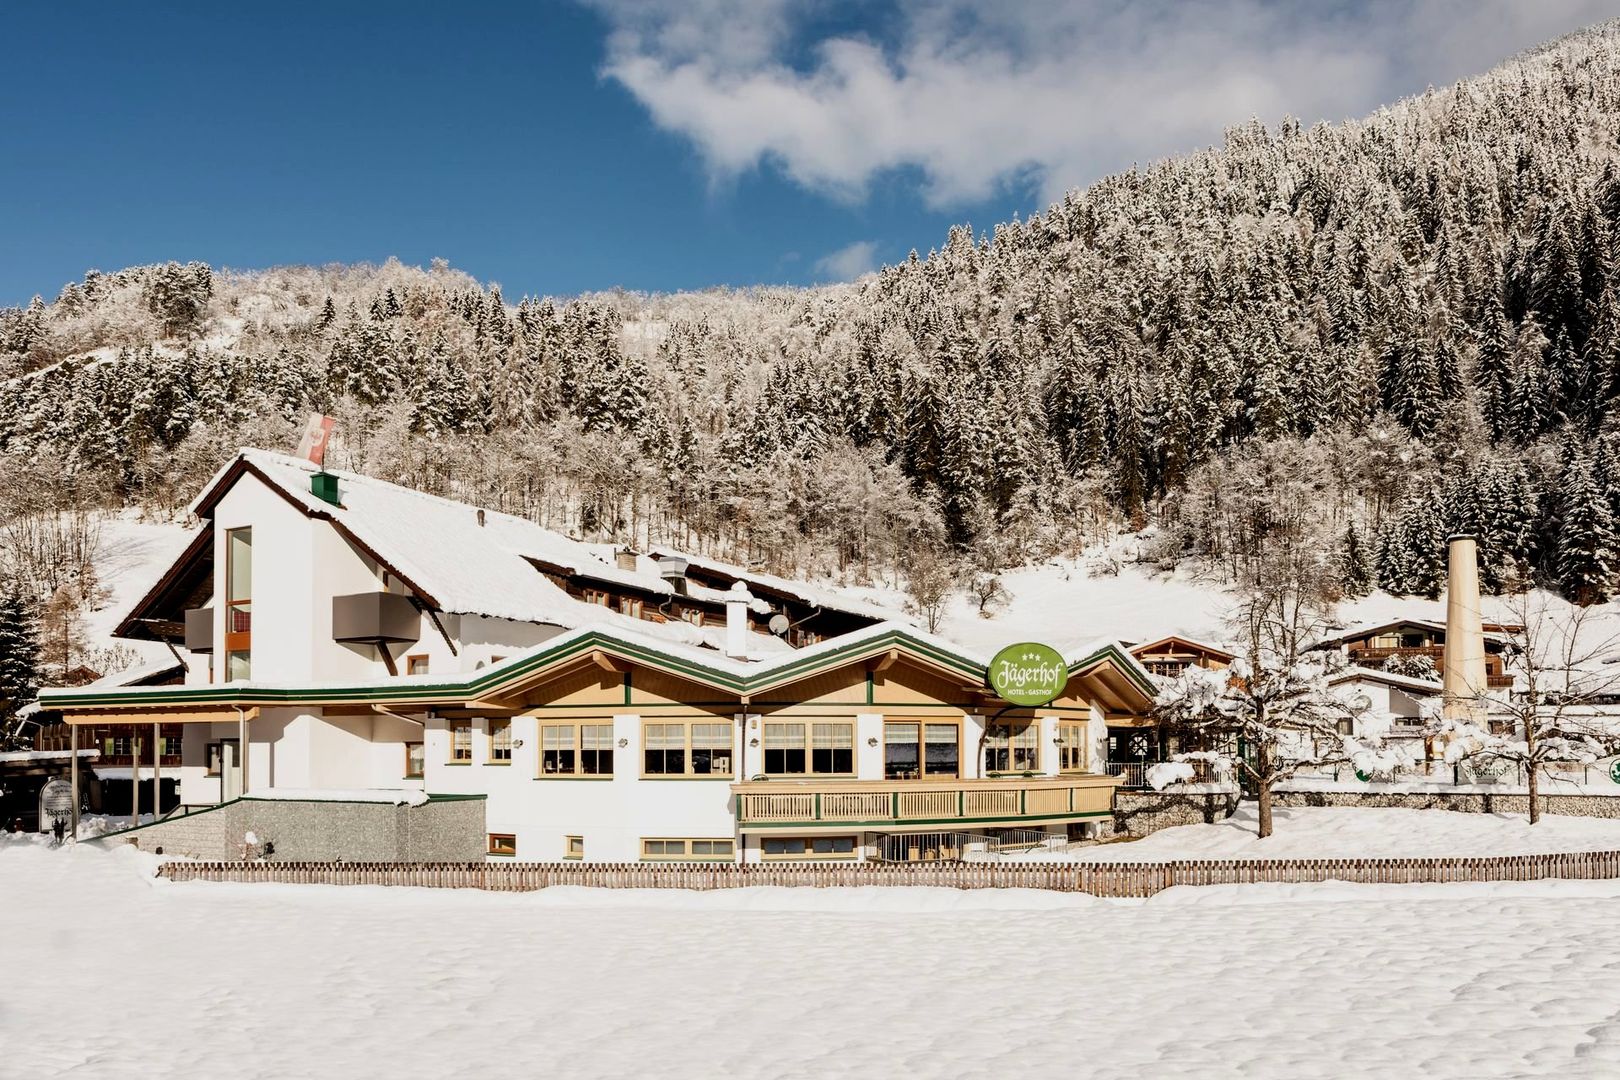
[39,627,1154,714]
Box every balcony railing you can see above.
[732,775,1120,829]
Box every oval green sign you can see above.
[988,642,1069,706]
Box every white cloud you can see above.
[813,239,881,281]
[586,0,1618,207]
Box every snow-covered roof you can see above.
[1327,665,1445,695]
[41,620,1159,711]
[1312,618,1518,650]
[0,749,99,763]
[189,450,877,650]
[84,660,185,688]
[645,545,897,621]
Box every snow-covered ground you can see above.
[1073,805,1620,861]
[7,835,1620,1078]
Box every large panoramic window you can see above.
[643,721,733,776]
[540,723,614,776]
[224,527,252,681]
[884,722,959,779]
[764,722,854,775]
[985,722,1040,773]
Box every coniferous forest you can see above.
[7,24,1620,604]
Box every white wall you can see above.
[423,712,743,862]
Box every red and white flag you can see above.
[295,413,336,467]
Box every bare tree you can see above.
[968,573,1008,618]
[1436,593,1620,824]
[1154,561,1405,838]
[904,546,960,634]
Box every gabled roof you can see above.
[1327,665,1445,695]
[1128,635,1235,662]
[1311,618,1521,651]
[39,622,1158,715]
[114,525,213,641]
[182,450,890,646]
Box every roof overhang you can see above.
[39,626,1159,718]
[114,526,215,642]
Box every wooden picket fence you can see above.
[157,849,1620,898]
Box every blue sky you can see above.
[2,1,1613,307]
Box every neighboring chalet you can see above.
[1326,666,1444,741]
[1128,636,1235,679]
[1310,619,1520,690]
[35,449,1160,862]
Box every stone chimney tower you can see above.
[1442,534,1488,722]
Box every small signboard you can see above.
[988,642,1069,707]
[39,777,73,829]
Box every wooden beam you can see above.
[868,649,899,673]
[591,650,627,673]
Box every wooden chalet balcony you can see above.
[731,775,1120,831]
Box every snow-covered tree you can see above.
[1153,566,1406,837]
[0,582,41,750]
[1436,594,1620,823]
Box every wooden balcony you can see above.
[731,775,1121,831]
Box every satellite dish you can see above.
[768,613,791,636]
[1350,693,1373,714]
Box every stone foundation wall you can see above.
[93,796,487,862]
[1113,789,1241,837]
[1274,789,1620,819]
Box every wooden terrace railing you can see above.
[730,775,1120,828]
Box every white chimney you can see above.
[724,582,753,660]
[1442,534,1487,722]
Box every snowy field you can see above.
[1074,804,1620,861]
[8,837,1620,1079]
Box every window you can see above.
[762,836,857,860]
[106,735,132,757]
[641,838,736,861]
[678,608,705,626]
[1057,722,1087,773]
[884,722,959,779]
[582,589,610,606]
[160,736,182,758]
[448,719,472,763]
[406,655,429,676]
[405,741,424,778]
[985,722,1040,773]
[643,721,733,776]
[224,527,252,681]
[539,723,614,776]
[206,741,222,775]
[488,833,517,857]
[618,596,643,618]
[488,719,513,763]
[763,722,853,775]
[565,835,584,860]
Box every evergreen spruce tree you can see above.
[1556,448,1619,604]
[0,585,41,747]
[1338,522,1374,597]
